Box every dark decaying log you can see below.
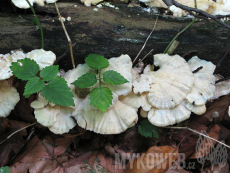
[0,1,230,76]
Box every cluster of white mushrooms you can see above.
[6,0,230,135]
[27,53,228,134]
[139,0,230,17]
[1,50,230,134]
[0,49,56,118]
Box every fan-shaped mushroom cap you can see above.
[183,100,206,115]
[34,105,76,134]
[140,108,148,118]
[0,54,13,80]
[135,54,194,109]
[74,100,138,134]
[11,0,58,9]
[80,0,103,6]
[31,93,49,109]
[211,74,230,100]
[64,64,91,91]
[26,49,56,70]
[0,49,56,80]
[119,92,142,111]
[101,54,133,96]
[0,80,20,117]
[148,103,191,127]
[0,50,27,80]
[140,92,152,111]
[186,56,215,106]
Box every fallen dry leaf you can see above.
[165,161,189,173]
[54,136,74,156]
[0,118,9,136]
[189,124,220,159]
[201,162,229,173]
[125,145,178,173]
[10,136,68,173]
[65,149,124,173]
[0,119,31,167]
[0,132,24,167]
[205,94,230,125]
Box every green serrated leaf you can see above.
[85,54,109,70]
[89,87,113,112]
[71,73,97,88]
[40,65,59,81]
[0,166,11,173]
[42,76,74,107]
[138,119,158,138]
[24,94,31,99]
[10,58,39,81]
[102,70,129,85]
[24,77,45,96]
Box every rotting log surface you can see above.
[0,1,230,76]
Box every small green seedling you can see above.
[72,54,129,112]
[0,166,10,173]
[10,58,74,107]
[138,119,158,138]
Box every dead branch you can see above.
[162,0,230,30]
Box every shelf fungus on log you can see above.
[11,0,58,9]
[0,80,20,117]
[31,93,76,134]
[64,54,140,134]
[133,53,216,127]
[0,49,56,80]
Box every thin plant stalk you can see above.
[164,126,230,149]
[164,0,197,54]
[55,3,75,69]
[0,122,37,145]
[132,15,159,64]
[163,19,196,54]
[25,0,44,49]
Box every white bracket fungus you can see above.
[11,0,58,9]
[75,101,138,134]
[211,74,230,100]
[186,56,216,107]
[134,54,194,109]
[139,0,230,17]
[80,0,103,7]
[134,54,216,126]
[34,105,76,134]
[65,55,138,134]
[0,49,56,80]
[0,80,20,117]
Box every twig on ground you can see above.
[182,50,197,58]
[162,0,230,30]
[54,42,77,65]
[0,122,37,145]
[55,3,75,69]
[192,66,203,73]
[215,77,230,84]
[132,15,159,64]
[164,126,230,149]
[140,49,154,62]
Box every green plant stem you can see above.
[194,0,197,9]
[25,0,44,49]
[164,19,196,54]
[98,69,101,88]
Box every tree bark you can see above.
[0,2,230,76]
